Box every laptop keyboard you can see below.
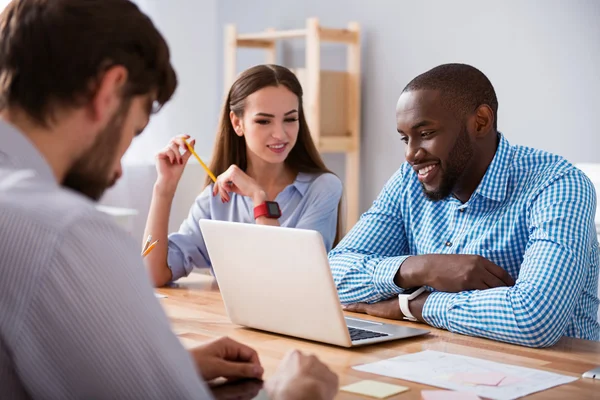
[348,327,390,341]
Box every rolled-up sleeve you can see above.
[329,168,410,304]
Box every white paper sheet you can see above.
[353,350,577,400]
[154,293,167,298]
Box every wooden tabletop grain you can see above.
[158,273,600,399]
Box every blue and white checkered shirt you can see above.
[330,134,600,347]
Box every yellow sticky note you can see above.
[341,380,409,398]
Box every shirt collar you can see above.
[473,133,513,202]
[292,172,313,196]
[0,119,56,183]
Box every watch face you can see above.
[267,202,280,216]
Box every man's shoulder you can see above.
[0,170,136,330]
[0,170,124,268]
[512,144,571,172]
[0,171,106,233]
[510,144,588,190]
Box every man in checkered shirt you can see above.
[329,63,600,348]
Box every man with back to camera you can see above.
[0,0,338,398]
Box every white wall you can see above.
[126,0,220,163]
[104,0,600,241]
[102,0,220,241]
[217,0,600,213]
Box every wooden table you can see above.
[158,273,600,399]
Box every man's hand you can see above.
[396,254,515,292]
[190,337,264,382]
[343,297,403,320]
[264,350,339,400]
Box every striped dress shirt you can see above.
[329,134,600,348]
[0,121,214,399]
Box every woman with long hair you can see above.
[143,64,343,287]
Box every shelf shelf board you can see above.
[319,136,357,153]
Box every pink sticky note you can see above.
[451,372,505,386]
[421,390,482,400]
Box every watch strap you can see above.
[253,201,281,219]
[398,287,426,321]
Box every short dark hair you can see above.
[0,0,177,126]
[402,63,498,130]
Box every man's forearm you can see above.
[394,255,428,288]
[408,291,431,322]
[419,284,579,348]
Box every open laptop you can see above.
[199,220,429,347]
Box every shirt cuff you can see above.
[373,255,411,296]
[422,291,458,330]
[166,245,194,282]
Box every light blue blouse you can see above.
[167,172,343,281]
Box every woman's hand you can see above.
[212,165,267,206]
[155,134,195,195]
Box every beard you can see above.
[62,101,131,201]
[422,125,474,201]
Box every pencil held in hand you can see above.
[181,137,217,183]
[142,240,159,257]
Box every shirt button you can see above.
[445,241,452,247]
[459,208,465,213]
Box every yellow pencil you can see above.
[182,137,217,183]
[142,240,159,258]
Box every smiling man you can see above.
[329,63,600,348]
